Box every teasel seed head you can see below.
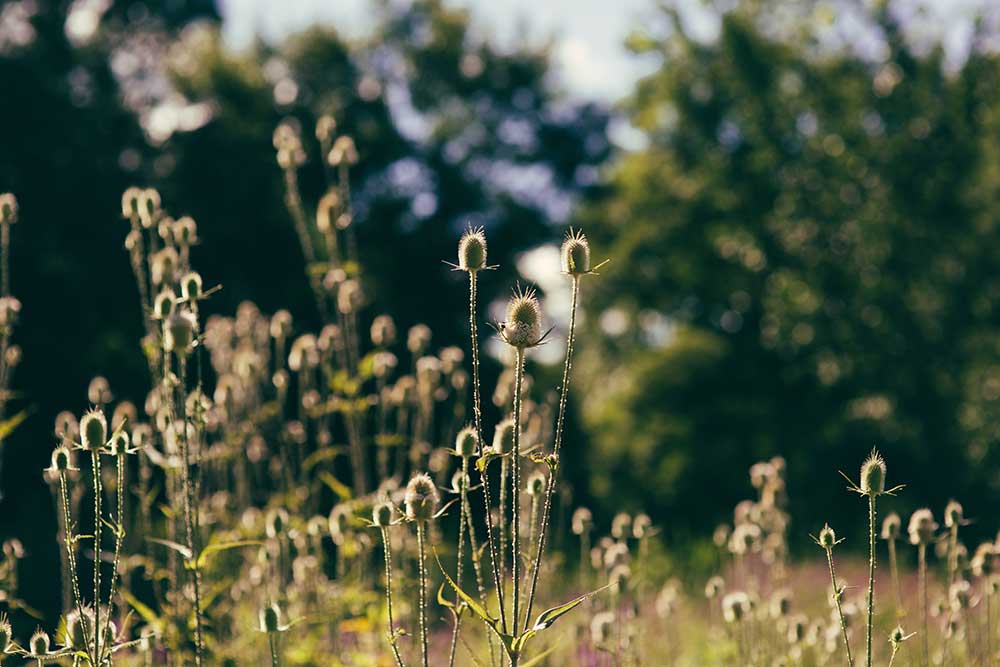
[150,247,178,285]
[859,450,886,496]
[608,563,630,594]
[455,425,479,458]
[64,607,93,650]
[908,508,938,546]
[370,314,396,348]
[450,470,468,493]
[80,408,107,451]
[611,512,632,540]
[270,310,293,340]
[949,579,971,610]
[560,228,591,275]
[501,286,543,348]
[571,507,593,535]
[526,471,546,496]
[457,227,487,272]
[818,524,837,549]
[121,187,142,218]
[337,278,363,315]
[404,472,440,522]
[266,508,290,538]
[492,417,514,454]
[944,499,964,528]
[164,310,197,355]
[0,613,11,651]
[407,324,432,355]
[328,504,351,546]
[372,499,394,528]
[0,296,21,330]
[881,512,901,540]
[722,592,750,623]
[154,289,176,320]
[260,603,282,633]
[973,542,996,577]
[50,445,73,473]
[180,272,203,301]
[29,628,50,656]
[704,575,725,599]
[591,611,615,645]
[328,135,359,166]
[633,513,653,539]
[315,115,337,143]
[87,376,112,405]
[770,589,791,618]
[138,188,160,228]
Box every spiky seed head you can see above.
[107,427,128,457]
[64,608,93,649]
[372,500,395,528]
[455,426,478,458]
[560,229,591,275]
[404,473,440,522]
[164,310,197,354]
[87,376,112,405]
[328,504,351,545]
[337,279,363,315]
[492,418,515,454]
[458,227,487,272]
[860,450,886,495]
[315,115,337,143]
[407,324,432,355]
[787,615,807,644]
[944,500,964,528]
[603,541,631,569]
[50,446,73,473]
[138,188,160,228]
[571,507,593,535]
[704,575,725,599]
[973,542,996,577]
[450,470,468,493]
[609,563,630,593]
[172,216,198,246]
[611,513,632,540]
[502,287,543,348]
[180,272,203,301]
[153,289,176,320]
[0,194,16,225]
[591,611,615,645]
[770,589,791,618]
[55,411,78,441]
[881,512,902,540]
[722,592,750,623]
[908,508,938,546]
[80,408,107,451]
[0,613,11,650]
[270,310,293,340]
[370,314,396,347]
[260,603,282,633]
[526,471,546,496]
[328,135,359,166]
[949,580,971,610]
[265,508,289,538]
[818,524,837,549]
[633,513,652,539]
[29,628,50,656]
[121,187,142,218]
[150,247,178,285]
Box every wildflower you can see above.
[499,286,543,348]
[404,473,440,522]
[560,229,591,275]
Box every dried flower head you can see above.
[404,473,440,522]
[818,524,837,550]
[0,613,11,652]
[328,135,359,166]
[180,272,203,302]
[372,500,394,528]
[370,314,396,348]
[266,508,290,538]
[611,512,632,540]
[260,603,282,633]
[49,446,73,473]
[63,607,94,650]
[500,286,543,348]
[590,611,615,645]
[172,216,198,246]
[881,512,901,540]
[121,187,142,218]
[407,324,432,355]
[973,542,996,577]
[859,450,886,495]
[457,227,487,272]
[80,408,107,451]
[633,513,653,539]
[154,289,176,320]
[571,507,593,535]
[29,628,50,656]
[944,500,964,528]
[705,575,725,599]
[560,229,591,275]
[526,471,546,496]
[492,417,515,454]
[722,592,750,623]
[0,296,21,330]
[164,310,198,354]
[455,425,479,458]
[908,508,938,546]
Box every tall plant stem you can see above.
[60,473,93,663]
[268,633,281,667]
[91,450,102,667]
[178,357,205,666]
[106,453,126,646]
[887,538,902,618]
[523,275,580,629]
[865,495,876,667]
[510,347,526,633]
[986,581,993,664]
[467,270,507,632]
[448,460,470,667]
[379,527,405,667]
[919,544,929,667]
[826,547,854,666]
[416,522,430,667]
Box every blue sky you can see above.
[216,0,665,102]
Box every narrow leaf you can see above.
[531,584,612,632]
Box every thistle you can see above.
[372,500,405,667]
[405,473,440,667]
[259,602,287,667]
[908,508,938,667]
[813,523,853,666]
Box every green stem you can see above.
[826,547,854,666]
[91,450,102,667]
[467,270,507,632]
[379,527,406,667]
[105,452,126,660]
[511,347,525,633]
[448,463,470,667]
[178,357,205,666]
[60,472,93,663]
[523,276,579,629]
[919,544,929,667]
[268,632,280,667]
[416,522,430,667]
[866,494,876,667]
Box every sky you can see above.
[216,0,663,102]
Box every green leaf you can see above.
[121,590,162,631]
[437,582,456,610]
[475,450,500,474]
[0,409,27,443]
[146,537,192,561]
[319,471,353,501]
[434,550,501,637]
[196,540,263,569]
[530,584,612,632]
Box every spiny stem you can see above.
[919,544,929,667]
[467,270,507,632]
[511,347,526,633]
[178,357,205,666]
[416,522,430,667]
[60,472,93,663]
[887,538,902,618]
[379,527,405,667]
[268,632,281,667]
[524,275,580,629]
[105,452,126,656]
[825,547,854,667]
[866,494,876,667]
[448,461,470,667]
[91,450,102,667]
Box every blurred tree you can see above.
[576,2,1000,553]
[0,0,609,625]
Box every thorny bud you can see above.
[50,446,73,473]
[457,227,487,272]
[337,279,362,315]
[266,508,290,538]
[860,450,886,496]
[88,376,112,405]
[172,216,197,245]
[455,425,478,458]
[404,472,440,522]
[818,524,837,549]
[560,229,591,275]
[501,287,542,348]
[591,611,615,645]
[270,310,293,340]
[29,628,50,656]
[80,408,107,451]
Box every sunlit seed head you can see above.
[328,135,359,166]
[818,524,837,549]
[608,563,630,593]
[0,613,11,650]
[164,310,197,355]
[150,247,178,285]
[154,289,177,320]
[0,193,18,225]
[455,425,479,458]
[50,446,73,473]
[450,470,468,493]
[172,216,198,246]
[611,513,632,540]
[571,507,592,535]
[372,500,394,528]
[633,513,653,539]
[260,603,282,633]
[29,628,50,656]
[704,575,725,599]
[121,187,142,218]
[526,471,546,496]
[944,500,964,528]
[603,541,631,569]
[55,410,78,441]
[316,190,340,233]
[316,115,337,143]
[370,314,396,348]
[138,188,161,228]
[0,296,21,330]
[266,508,290,538]
[337,279,363,315]
[590,611,615,644]
[973,542,996,577]
[64,608,93,650]
[180,272,203,302]
[560,229,591,275]
[722,592,750,623]
[908,508,938,546]
[859,450,886,495]
[80,408,107,451]
[457,227,487,272]
[328,504,351,545]
[770,589,791,618]
[881,512,901,540]
[492,417,515,454]
[87,376,112,405]
[502,287,542,348]
[407,324,432,355]
[404,472,440,522]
